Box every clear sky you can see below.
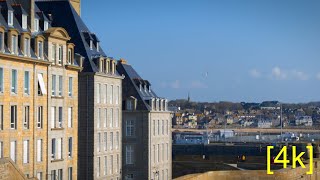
[81,0,320,103]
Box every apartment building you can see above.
[0,0,82,179]
[117,60,172,180]
[36,1,123,179]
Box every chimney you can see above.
[15,0,34,31]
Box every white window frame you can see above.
[23,106,30,129]
[24,38,30,57]
[11,69,17,93]
[0,67,3,93]
[126,145,134,165]
[23,140,29,164]
[37,139,42,162]
[10,141,16,162]
[126,119,134,137]
[10,105,17,129]
[44,21,49,31]
[58,107,63,128]
[0,105,3,130]
[68,107,73,128]
[34,18,39,32]
[37,106,43,128]
[52,75,56,96]
[24,71,30,94]
[8,11,13,26]
[22,15,28,30]
[68,137,72,158]
[68,77,73,97]
[58,45,63,65]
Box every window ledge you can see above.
[51,127,64,131]
[51,158,64,163]
[51,96,64,99]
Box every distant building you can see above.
[219,130,234,138]
[295,116,313,126]
[258,120,273,128]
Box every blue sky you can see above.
[81,0,320,103]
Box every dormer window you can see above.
[22,15,27,30]
[139,84,142,91]
[44,21,49,31]
[126,100,133,111]
[144,84,147,92]
[38,41,43,59]
[149,85,151,92]
[58,45,63,65]
[96,42,99,52]
[34,19,39,32]
[24,38,30,57]
[68,48,72,64]
[8,11,13,26]
[11,35,17,54]
[90,40,93,50]
[0,32,3,52]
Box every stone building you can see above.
[0,0,82,179]
[36,1,123,179]
[117,60,172,180]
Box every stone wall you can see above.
[174,158,320,180]
[0,158,36,180]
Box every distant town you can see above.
[169,99,320,129]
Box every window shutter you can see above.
[68,107,72,128]
[38,74,47,95]
[23,140,28,163]
[10,141,15,162]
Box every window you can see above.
[0,141,3,158]
[158,120,160,135]
[52,44,57,63]
[0,105,3,130]
[162,144,164,162]
[0,67,3,93]
[157,144,160,162]
[58,107,63,128]
[24,71,30,94]
[162,120,164,135]
[115,109,119,128]
[115,86,119,104]
[110,155,113,174]
[11,35,17,54]
[110,85,114,104]
[38,73,47,95]
[24,38,30,57]
[37,139,42,162]
[116,154,119,173]
[126,119,134,137]
[11,69,17,93]
[97,133,101,152]
[58,45,63,65]
[23,140,29,164]
[23,106,30,129]
[97,108,100,128]
[153,145,155,163]
[51,170,56,180]
[0,32,3,51]
[104,156,107,175]
[90,40,93,50]
[125,174,134,180]
[166,120,169,135]
[68,107,73,128]
[104,84,107,103]
[44,21,49,31]
[58,169,63,180]
[58,75,62,96]
[38,41,43,59]
[51,138,56,160]
[126,100,132,110]
[110,132,113,150]
[97,157,100,177]
[37,172,43,180]
[37,106,43,128]
[104,108,107,128]
[166,143,169,161]
[97,83,101,103]
[22,15,27,29]
[51,107,56,128]
[10,105,17,129]
[57,138,62,159]
[8,11,13,26]
[52,75,56,96]
[68,137,72,158]
[34,19,39,32]
[68,77,73,97]
[68,48,72,64]
[153,120,155,136]
[126,145,134,165]
[68,167,73,180]
[116,132,119,149]
[10,141,16,162]
[104,132,107,151]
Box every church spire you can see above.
[187,92,190,102]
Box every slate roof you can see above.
[36,0,120,74]
[117,62,165,111]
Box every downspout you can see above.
[33,62,36,178]
[86,74,89,180]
